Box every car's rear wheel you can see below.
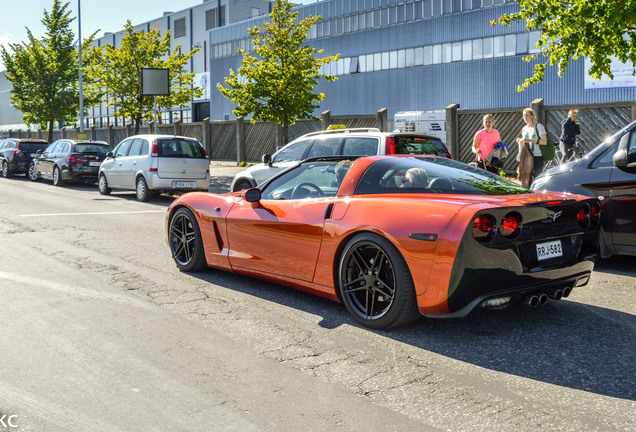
[338,233,420,329]
[28,163,40,182]
[2,161,10,178]
[169,207,207,272]
[135,176,153,202]
[233,179,253,192]
[52,166,64,186]
[98,174,111,195]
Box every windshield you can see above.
[355,157,530,196]
[262,160,353,200]
[75,143,111,155]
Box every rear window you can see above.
[75,143,111,155]
[355,157,529,196]
[19,142,49,152]
[393,136,449,158]
[158,139,206,158]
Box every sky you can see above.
[0,0,314,70]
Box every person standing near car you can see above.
[472,114,501,174]
[516,108,547,188]
[559,109,581,163]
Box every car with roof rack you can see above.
[230,127,452,191]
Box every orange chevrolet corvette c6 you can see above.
[166,155,601,329]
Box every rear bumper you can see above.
[62,166,100,182]
[147,173,210,191]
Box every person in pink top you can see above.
[472,114,501,174]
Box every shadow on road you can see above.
[185,259,635,402]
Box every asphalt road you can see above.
[0,169,634,432]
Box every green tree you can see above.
[1,0,96,142]
[91,21,202,134]
[496,1,636,91]
[217,0,340,144]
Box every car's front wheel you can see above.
[52,166,64,186]
[338,233,420,329]
[169,207,207,272]
[135,176,153,202]
[28,163,40,182]
[98,174,111,195]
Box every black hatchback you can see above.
[531,120,636,258]
[0,138,50,178]
[30,139,112,186]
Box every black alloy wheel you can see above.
[98,174,111,195]
[136,176,153,202]
[338,233,419,329]
[28,163,40,182]
[169,207,207,272]
[2,161,10,178]
[52,166,64,186]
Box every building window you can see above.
[423,45,433,65]
[219,6,226,27]
[442,43,452,62]
[432,44,442,64]
[251,8,260,18]
[516,32,529,54]
[483,37,494,58]
[174,18,186,38]
[414,46,424,65]
[405,48,415,67]
[529,31,541,53]
[462,40,472,61]
[205,9,216,30]
[505,34,516,56]
[381,51,390,70]
[472,39,483,60]
[452,42,462,61]
[493,36,505,57]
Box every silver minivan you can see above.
[98,135,210,201]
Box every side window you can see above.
[140,140,149,156]
[628,133,636,164]
[591,141,619,168]
[44,143,57,153]
[272,140,312,163]
[128,138,143,156]
[342,137,379,156]
[61,143,71,154]
[115,139,132,158]
[306,137,342,158]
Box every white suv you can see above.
[98,135,210,201]
[230,128,452,191]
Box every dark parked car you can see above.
[0,138,50,178]
[532,120,636,257]
[30,139,112,186]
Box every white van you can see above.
[98,135,210,201]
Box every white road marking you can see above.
[19,210,165,217]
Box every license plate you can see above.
[536,240,563,261]
[174,181,196,188]
[30,153,38,157]
[89,161,101,167]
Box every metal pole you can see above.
[154,96,158,134]
[78,0,85,133]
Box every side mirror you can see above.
[262,154,272,166]
[613,149,628,167]
[106,151,114,159]
[36,149,43,154]
[242,187,261,204]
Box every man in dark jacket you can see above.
[559,109,581,163]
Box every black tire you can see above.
[52,166,64,186]
[338,233,420,329]
[98,173,111,195]
[169,207,208,272]
[233,179,253,192]
[135,176,153,202]
[2,161,10,178]
[28,163,40,182]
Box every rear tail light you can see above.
[12,149,20,156]
[151,140,159,157]
[590,203,601,225]
[385,137,396,154]
[472,214,496,241]
[577,207,588,227]
[501,213,521,237]
[199,143,208,158]
[67,156,85,164]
